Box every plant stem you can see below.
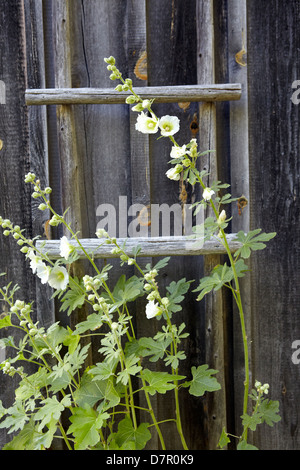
[196,172,250,436]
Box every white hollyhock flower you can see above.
[203,187,215,201]
[26,250,40,274]
[159,115,180,136]
[36,260,51,284]
[135,112,159,134]
[165,164,183,181]
[146,300,161,319]
[48,266,69,291]
[60,236,75,260]
[170,145,188,160]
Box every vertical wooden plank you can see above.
[226,0,252,439]
[42,0,63,233]
[67,0,134,367]
[0,0,35,448]
[53,0,87,235]
[24,0,55,330]
[146,0,206,450]
[52,0,94,370]
[69,0,132,240]
[125,0,157,449]
[213,0,235,444]
[196,0,227,449]
[247,0,300,449]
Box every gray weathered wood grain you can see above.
[36,233,242,259]
[197,0,227,449]
[25,84,241,105]
[247,0,300,450]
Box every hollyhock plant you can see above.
[0,56,279,452]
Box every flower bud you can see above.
[104,56,115,65]
[125,96,136,104]
[96,228,108,238]
[132,103,144,112]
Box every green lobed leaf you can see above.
[241,412,263,432]
[234,229,276,259]
[2,419,42,450]
[114,416,151,450]
[141,369,186,396]
[34,395,71,432]
[0,314,12,330]
[72,313,103,335]
[74,372,120,411]
[89,360,117,382]
[68,405,109,450]
[109,274,144,307]
[145,257,170,272]
[59,277,86,316]
[15,368,49,401]
[137,336,172,362]
[186,364,221,397]
[166,278,193,314]
[0,400,29,434]
[116,354,142,385]
[63,326,80,354]
[218,427,231,449]
[259,399,281,427]
[237,440,259,450]
[0,400,6,419]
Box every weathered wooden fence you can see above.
[0,0,300,450]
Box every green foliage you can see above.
[141,369,186,395]
[0,57,280,451]
[234,229,276,259]
[184,365,221,397]
[68,405,109,450]
[241,398,281,432]
[165,278,193,315]
[111,417,152,450]
[59,277,86,316]
[193,259,248,301]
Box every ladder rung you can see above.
[36,234,241,260]
[26,84,242,106]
